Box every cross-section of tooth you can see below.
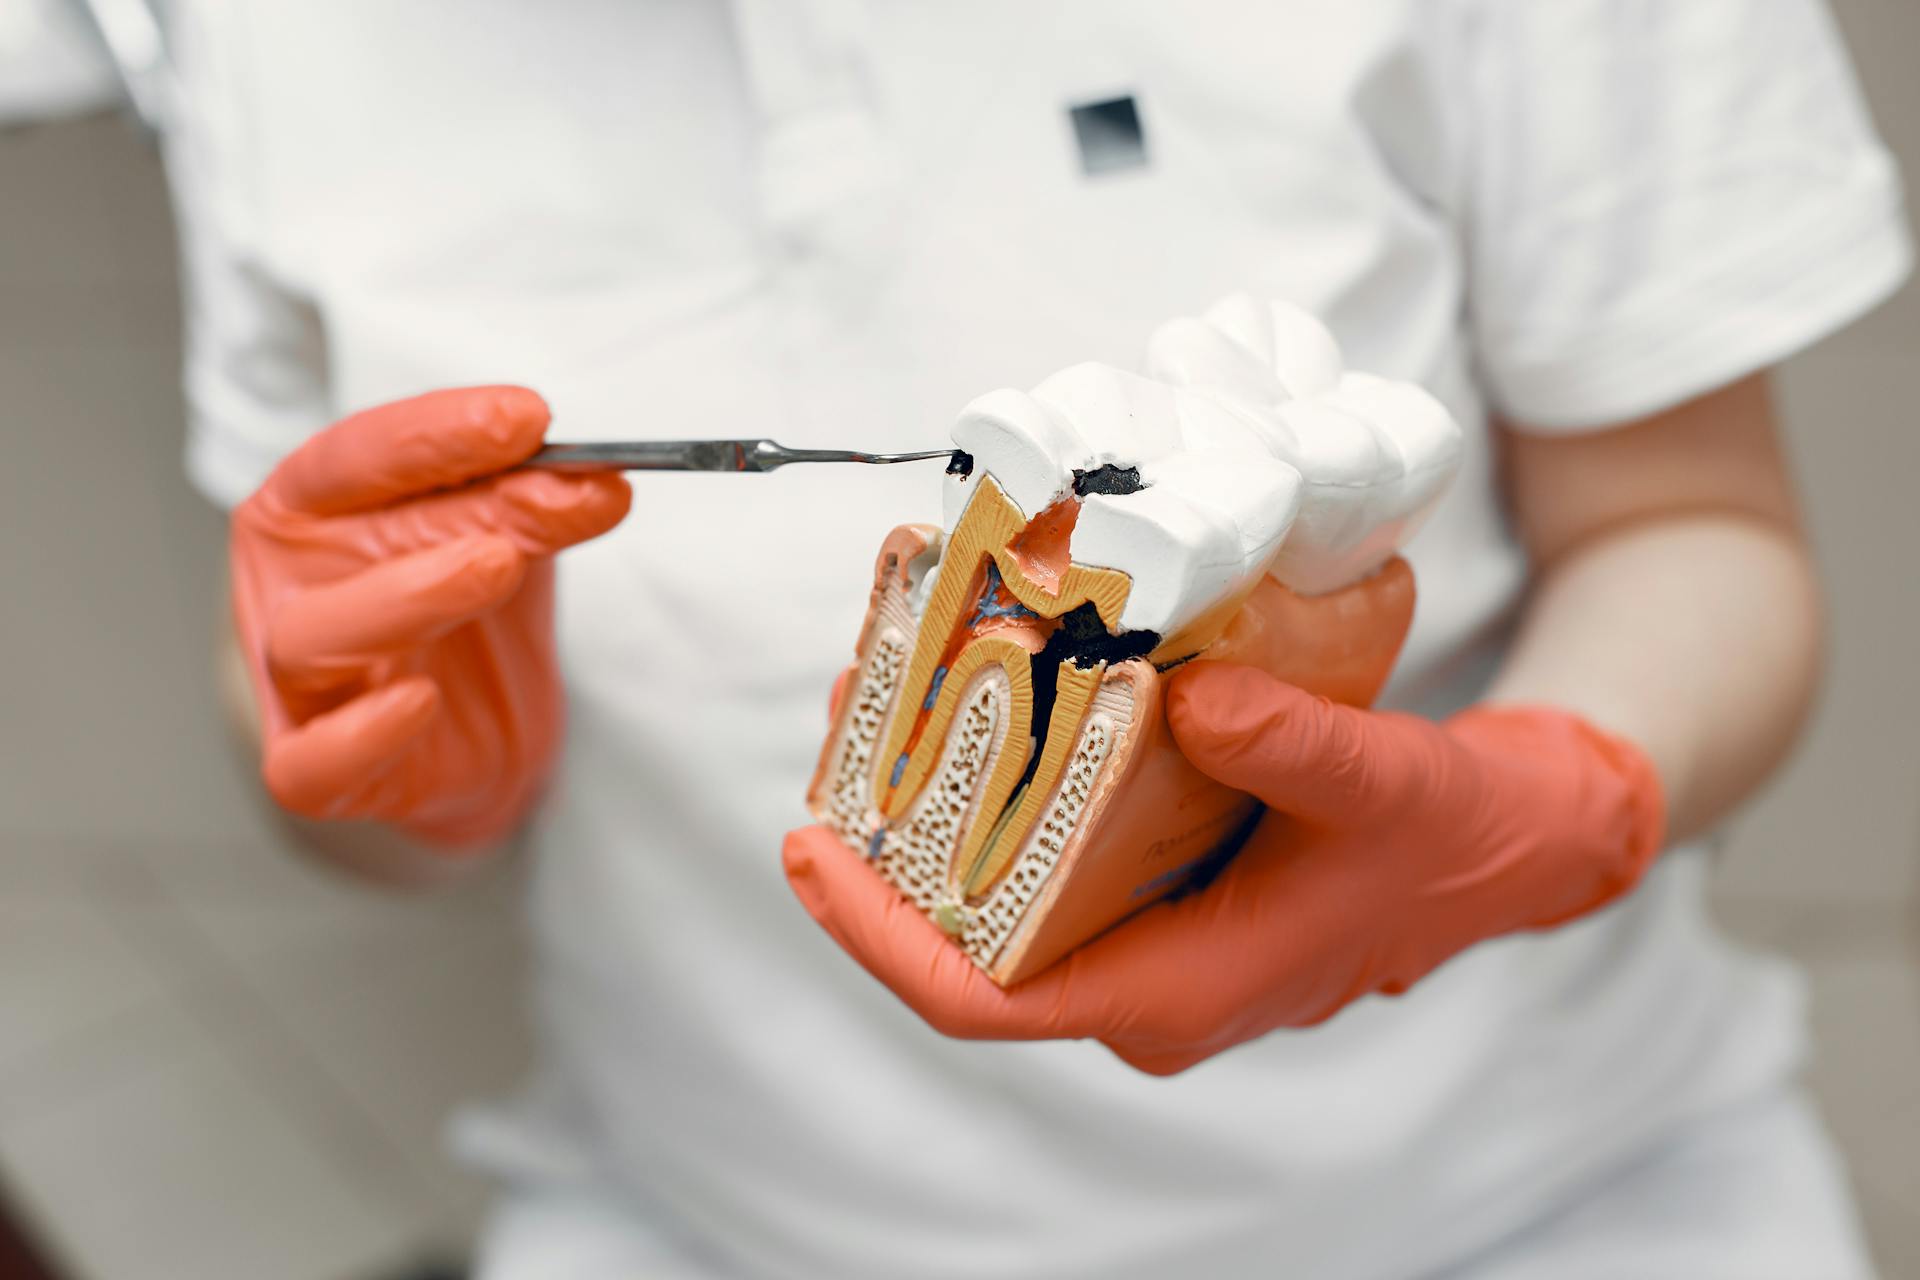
[807,298,1458,985]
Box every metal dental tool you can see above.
[526,440,957,475]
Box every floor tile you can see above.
[0,897,178,1093]
[1716,286,1920,909]
[0,1000,424,1280]
[1715,893,1920,1274]
[1800,941,1920,1266]
[174,870,531,1233]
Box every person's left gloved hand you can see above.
[229,387,630,849]
[784,663,1666,1076]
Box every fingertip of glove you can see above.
[388,386,551,473]
[781,826,841,917]
[583,471,635,526]
[260,677,443,816]
[259,749,322,819]
[1105,1042,1205,1077]
[463,385,551,453]
[780,826,820,879]
[497,469,633,540]
[382,673,445,722]
[486,384,551,422]
[457,534,527,595]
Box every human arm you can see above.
[1488,373,1819,843]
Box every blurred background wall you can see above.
[0,1,1915,1277]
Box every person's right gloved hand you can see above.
[229,386,631,850]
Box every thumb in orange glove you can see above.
[784,662,1664,1075]
[230,386,630,849]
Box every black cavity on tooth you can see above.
[1054,602,1161,666]
[1072,465,1145,497]
[998,602,1162,824]
[946,450,975,478]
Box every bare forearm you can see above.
[1484,511,1822,843]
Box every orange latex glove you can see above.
[230,386,630,849]
[785,664,1666,1075]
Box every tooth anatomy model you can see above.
[806,296,1464,986]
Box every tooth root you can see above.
[881,634,1035,821]
[877,474,1132,817]
[880,484,1026,797]
[955,671,1142,980]
[961,659,1105,898]
[809,536,1161,984]
[869,666,1027,920]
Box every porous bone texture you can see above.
[959,680,1129,971]
[818,559,1138,974]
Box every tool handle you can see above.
[526,440,772,473]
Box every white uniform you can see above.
[164,2,1910,1276]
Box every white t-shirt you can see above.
[163,2,1909,1276]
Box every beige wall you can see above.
[1701,5,1920,1271]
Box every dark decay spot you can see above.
[946,450,975,478]
[1002,601,1162,813]
[1072,465,1144,497]
[1052,601,1161,667]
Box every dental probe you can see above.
[526,440,958,474]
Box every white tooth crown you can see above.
[944,295,1463,633]
[947,362,1304,637]
[1146,294,1464,596]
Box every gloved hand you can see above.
[230,386,631,849]
[785,663,1665,1075]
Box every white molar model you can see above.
[1144,293,1461,596]
[951,292,1462,631]
[808,296,1463,985]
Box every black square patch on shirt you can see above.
[1068,95,1148,176]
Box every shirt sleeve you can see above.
[162,3,332,509]
[1463,0,1912,431]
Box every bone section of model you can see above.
[808,296,1463,983]
[816,522,1137,975]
